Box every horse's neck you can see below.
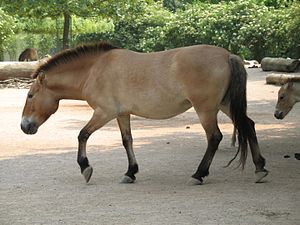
[48,69,87,100]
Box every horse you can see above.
[274,82,300,119]
[20,43,268,184]
[18,48,38,61]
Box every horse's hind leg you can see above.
[191,109,223,184]
[220,105,268,182]
[247,117,268,183]
[219,105,236,147]
[117,115,138,183]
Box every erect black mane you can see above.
[32,42,118,78]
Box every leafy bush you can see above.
[110,2,173,52]
[4,0,299,61]
[162,1,299,60]
[0,8,15,59]
[238,2,300,60]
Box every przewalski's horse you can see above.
[18,48,38,61]
[20,43,268,184]
[275,82,300,119]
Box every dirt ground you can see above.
[0,68,299,225]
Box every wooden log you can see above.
[0,61,40,81]
[261,57,300,72]
[266,73,300,85]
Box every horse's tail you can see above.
[225,54,250,168]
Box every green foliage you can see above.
[72,16,114,35]
[237,1,300,59]
[148,0,300,60]
[0,9,15,52]
[112,2,174,51]
[1,0,93,18]
[73,1,173,52]
[72,0,300,60]
[1,0,299,61]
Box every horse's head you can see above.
[274,82,295,119]
[21,73,59,134]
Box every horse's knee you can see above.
[78,129,90,142]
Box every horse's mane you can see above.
[32,42,118,78]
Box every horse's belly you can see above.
[131,99,192,119]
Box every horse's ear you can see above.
[37,71,46,84]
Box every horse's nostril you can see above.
[274,111,284,120]
[21,123,25,132]
[21,119,38,134]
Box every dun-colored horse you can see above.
[21,43,268,184]
[275,82,300,119]
[18,48,38,61]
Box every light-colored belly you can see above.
[130,98,192,119]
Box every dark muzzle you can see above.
[274,111,284,120]
[21,118,38,134]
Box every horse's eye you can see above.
[279,95,284,100]
[28,94,33,99]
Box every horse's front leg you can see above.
[77,109,113,183]
[117,114,138,183]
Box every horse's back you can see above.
[109,45,231,84]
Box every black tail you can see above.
[226,54,250,169]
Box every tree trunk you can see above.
[63,11,71,50]
[0,61,41,80]
[0,49,4,61]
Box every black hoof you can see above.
[121,175,136,183]
[255,169,269,183]
[82,166,93,183]
[123,164,138,183]
[188,177,203,185]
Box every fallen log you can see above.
[261,57,300,72]
[266,73,300,85]
[0,61,40,81]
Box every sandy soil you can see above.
[0,68,299,225]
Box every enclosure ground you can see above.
[0,68,299,225]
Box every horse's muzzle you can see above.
[21,118,38,134]
[274,110,284,120]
